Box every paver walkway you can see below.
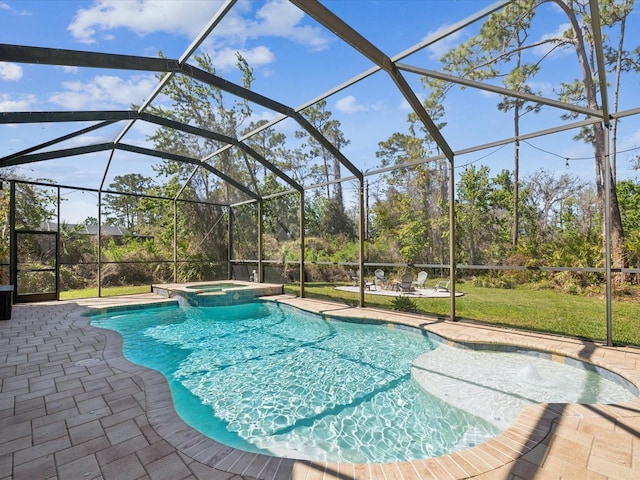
[1,293,639,479]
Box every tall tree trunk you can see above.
[610,0,631,180]
[323,154,331,198]
[332,157,344,210]
[556,0,626,277]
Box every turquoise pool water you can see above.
[89,302,635,464]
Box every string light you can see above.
[455,143,509,170]
[455,140,640,171]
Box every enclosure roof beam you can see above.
[111,0,238,200]
[139,113,303,192]
[0,143,115,167]
[180,63,363,180]
[397,64,603,119]
[0,110,137,124]
[290,0,454,161]
[1,141,259,201]
[454,117,604,158]
[0,44,180,72]
[290,113,362,180]
[215,1,508,167]
[0,120,117,164]
[589,0,610,124]
[612,106,640,119]
[0,42,361,184]
[364,114,605,179]
[0,108,302,193]
[115,144,259,200]
[180,0,237,64]
[235,144,303,193]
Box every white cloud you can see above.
[48,74,158,109]
[0,1,30,15]
[532,23,573,57]
[423,26,464,60]
[68,0,219,43]
[0,93,36,112]
[252,0,329,51]
[210,45,275,70]
[67,0,329,52]
[61,66,79,74]
[0,62,23,81]
[335,95,368,114]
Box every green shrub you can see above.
[390,295,418,313]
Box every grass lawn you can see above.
[60,285,152,300]
[284,282,640,347]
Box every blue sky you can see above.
[1,0,640,221]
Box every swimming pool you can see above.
[89,301,636,464]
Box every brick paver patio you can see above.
[1,293,639,479]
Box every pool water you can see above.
[90,302,635,464]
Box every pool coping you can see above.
[66,292,640,479]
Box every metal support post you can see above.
[448,154,456,321]
[299,191,305,298]
[358,179,365,307]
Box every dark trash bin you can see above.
[0,285,14,320]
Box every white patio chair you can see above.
[413,271,428,289]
